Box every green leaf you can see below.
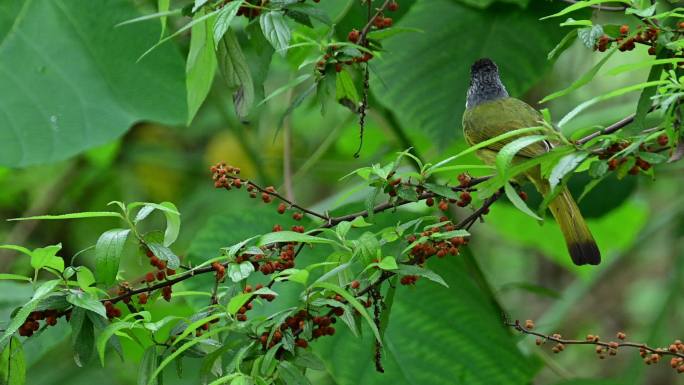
[148,243,181,269]
[139,346,159,385]
[548,152,589,190]
[95,229,131,286]
[70,308,95,367]
[335,69,360,106]
[259,11,291,56]
[0,0,186,167]
[0,337,25,385]
[314,256,534,385]
[548,30,577,60]
[309,282,382,344]
[367,27,423,40]
[370,0,566,146]
[540,48,616,103]
[160,202,181,247]
[66,291,107,319]
[148,326,233,385]
[540,0,629,19]
[393,264,448,287]
[558,80,667,127]
[217,30,255,120]
[429,126,545,172]
[157,0,171,38]
[0,280,61,349]
[10,212,123,221]
[633,50,669,132]
[259,74,311,106]
[97,322,134,365]
[214,0,243,46]
[577,24,603,48]
[0,274,31,282]
[76,267,96,290]
[278,361,312,385]
[227,293,252,315]
[377,256,398,271]
[505,182,541,220]
[256,231,337,246]
[495,135,549,178]
[228,261,255,283]
[284,3,332,26]
[30,244,65,273]
[186,9,218,124]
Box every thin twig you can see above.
[507,320,684,360]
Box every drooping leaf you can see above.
[139,346,159,385]
[217,30,255,120]
[186,9,218,124]
[0,337,25,385]
[70,308,96,367]
[0,0,186,167]
[95,229,131,286]
[548,151,589,190]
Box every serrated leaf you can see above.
[214,1,243,46]
[95,229,130,286]
[577,24,603,48]
[260,11,291,56]
[228,261,255,283]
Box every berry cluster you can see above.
[598,136,668,175]
[406,219,467,264]
[236,284,275,322]
[595,24,660,54]
[18,310,67,337]
[104,301,122,319]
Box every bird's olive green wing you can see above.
[462,97,547,159]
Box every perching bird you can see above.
[462,58,600,266]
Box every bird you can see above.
[462,58,600,266]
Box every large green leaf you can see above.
[0,0,186,167]
[369,1,565,146]
[0,337,25,385]
[314,256,534,385]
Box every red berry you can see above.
[138,293,148,305]
[387,1,399,11]
[350,280,360,289]
[277,202,286,214]
[145,272,155,283]
[619,24,629,35]
[657,134,668,146]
